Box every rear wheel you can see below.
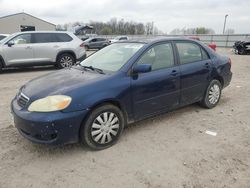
[57,53,75,68]
[80,104,125,150]
[200,80,222,109]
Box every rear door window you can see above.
[176,42,203,64]
[33,33,55,43]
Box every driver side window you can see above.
[137,43,174,71]
[11,34,31,45]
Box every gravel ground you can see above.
[0,49,249,188]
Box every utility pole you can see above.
[223,14,228,34]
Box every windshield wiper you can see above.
[81,65,105,74]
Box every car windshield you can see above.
[0,33,15,44]
[80,43,144,72]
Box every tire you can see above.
[56,53,75,68]
[200,80,222,109]
[238,48,245,55]
[80,104,125,150]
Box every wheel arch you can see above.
[56,50,76,62]
[78,99,129,142]
[0,55,6,67]
[212,76,224,88]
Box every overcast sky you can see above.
[0,0,249,34]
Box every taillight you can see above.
[80,43,85,48]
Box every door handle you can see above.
[204,62,210,68]
[25,46,32,49]
[170,70,178,76]
[53,45,59,48]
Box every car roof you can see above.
[12,31,74,35]
[118,37,200,44]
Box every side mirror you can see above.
[7,41,14,47]
[132,64,152,74]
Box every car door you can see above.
[175,41,211,105]
[131,42,180,120]
[89,38,97,49]
[32,33,58,63]
[2,33,34,65]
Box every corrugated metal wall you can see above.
[92,34,250,47]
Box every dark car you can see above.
[11,38,232,150]
[83,37,109,50]
[233,41,250,55]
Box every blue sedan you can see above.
[11,38,232,150]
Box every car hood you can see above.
[22,67,105,99]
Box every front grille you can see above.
[17,92,30,108]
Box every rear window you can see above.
[120,37,128,40]
[97,38,106,42]
[33,33,73,43]
[54,33,73,42]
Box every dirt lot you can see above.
[0,49,249,188]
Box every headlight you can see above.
[28,95,72,112]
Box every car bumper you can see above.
[11,99,89,145]
[77,53,87,62]
[223,71,232,88]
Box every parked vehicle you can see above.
[0,34,9,41]
[233,41,250,55]
[0,31,86,71]
[83,37,109,50]
[109,36,129,43]
[189,36,217,51]
[11,38,232,150]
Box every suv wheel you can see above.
[80,104,125,150]
[200,80,222,109]
[57,53,75,68]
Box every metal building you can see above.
[0,12,56,34]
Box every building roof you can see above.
[0,12,56,26]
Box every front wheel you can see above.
[238,48,246,55]
[80,104,125,150]
[200,80,222,109]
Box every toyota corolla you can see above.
[11,38,232,150]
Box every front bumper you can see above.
[77,53,87,62]
[11,99,89,145]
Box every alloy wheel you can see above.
[60,56,73,67]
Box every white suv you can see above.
[0,31,86,71]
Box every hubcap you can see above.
[208,84,220,104]
[60,56,73,67]
[91,112,120,144]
